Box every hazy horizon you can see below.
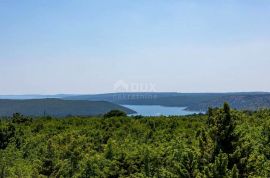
[0,91,270,96]
[1,1,270,94]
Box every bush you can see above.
[104,110,127,118]
[11,113,32,124]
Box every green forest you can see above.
[1,104,270,178]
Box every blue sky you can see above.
[0,0,270,94]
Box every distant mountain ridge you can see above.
[1,92,270,113]
[188,94,270,111]
[63,92,270,111]
[0,99,135,117]
[0,94,75,100]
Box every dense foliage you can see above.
[1,104,270,177]
[104,110,127,118]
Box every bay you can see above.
[123,105,200,116]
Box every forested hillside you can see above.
[2,93,270,112]
[1,104,270,177]
[64,92,270,111]
[187,94,270,111]
[0,99,135,117]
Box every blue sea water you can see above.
[123,105,200,116]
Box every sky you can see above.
[0,0,270,94]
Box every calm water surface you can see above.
[123,105,200,116]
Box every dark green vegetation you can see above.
[1,104,270,177]
[0,99,135,117]
[64,92,270,111]
[104,110,127,118]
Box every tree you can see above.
[231,164,239,178]
[210,103,238,157]
[178,150,199,178]
[144,148,151,177]
[11,113,32,124]
[40,140,55,177]
[105,141,114,160]
[104,110,127,118]
[206,153,229,178]
[0,123,15,149]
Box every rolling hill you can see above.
[1,92,270,113]
[187,94,270,111]
[0,99,135,117]
[63,92,270,111]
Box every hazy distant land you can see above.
[0,92,270,117]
